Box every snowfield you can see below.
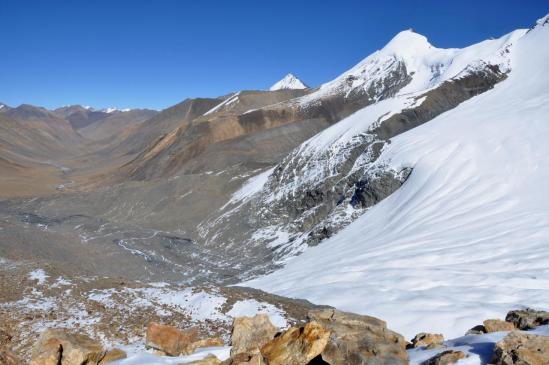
[246,17,549,340]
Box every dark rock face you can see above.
[505,309,549,330]
[351,169,412,208]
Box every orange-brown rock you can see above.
[30,329,105,365]
[230,314,278,356]
[260,321,330,365]
[506,309,549,330]
[422,350,466,365]
[222,353,265,365]
[0,348,26,365]
[146,322,199,356]
[492,331,549,365]
[181,354,222,365]
[483,319,515,333]
[99,348,127,364]
[184,337,225,356]
[410,332,445,349]
[309,308,408,365]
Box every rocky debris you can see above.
[308,308,408,365]
[183,354,222,365]
[409,332,445,349]
[146,323,200,356]
[0,348,26,365]
[421,350,466,365]
[99,348,126,364]
[30,329,105,365]
[0,330,13,347]
[491,331,549,365]
[260,321,330,365]
[506,309,549,330]
[483,319,515,333]
[222,353,265,365]
[230,314,278,356]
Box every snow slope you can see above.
[246,17,549,340]
[269,73,308,91]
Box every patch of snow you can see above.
[29,269,49,285]
[227,168,275,206]
[408,326,549,365]
[270,73,308,91]
[227,299,288,328]
[204,92,240,116]
[111,346,230,365]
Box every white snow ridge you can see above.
[269,73,308,91]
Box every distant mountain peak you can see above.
[381,29,432,56]
[270,73,308,91]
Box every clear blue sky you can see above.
[1,0,547,110]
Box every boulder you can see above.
[182,354,222,365]
[483,319,515,333]
[185,338,225,356]
[30,329,105,365]
[146,322,199,356]
[260,321,330,365]
[410,332,445,349]
[465,325,486,335]
[308,308,408,365]
[506,309,549,330]
[222,353,265,365]
[0,348,26,365]
[492,331,549,365]
[99,348,127,364]
[230,314,278,356]
[421,350,466,365]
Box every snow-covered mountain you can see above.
[270,73,308,91]
[206,25,526,262]
[244,15,549,339]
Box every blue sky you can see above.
[1,0,547,110]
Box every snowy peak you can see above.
[381,29,433,56]
[270,73,308,91]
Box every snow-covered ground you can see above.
[246,17,549,340]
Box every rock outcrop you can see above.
[230,314,278,356]
[506,309,549,330]
[30,329,105,365]
[492,331,549,365]
[146,322,199,356]
[222,353,265,365]
[99,348,126,364]
[0,348,26,365]
[409,332,445,349]
[421,350,466,365]
[483,319,515,333]
[308,308,408,365]
[260,321,330,365]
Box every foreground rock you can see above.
[261,321,330,365]
[309,308,409,365]
[0,348,26,365]
[184,354,222,365]
[146,322,225,356]
[230,314,278,356]
[506,309,549,330]
[222,353,264,365]
[100,348,127,364]
[492,331,549,365]
[422,350,466,365]
[483,319,515,333]
[30,329,105,365]
[409,332,445,349]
